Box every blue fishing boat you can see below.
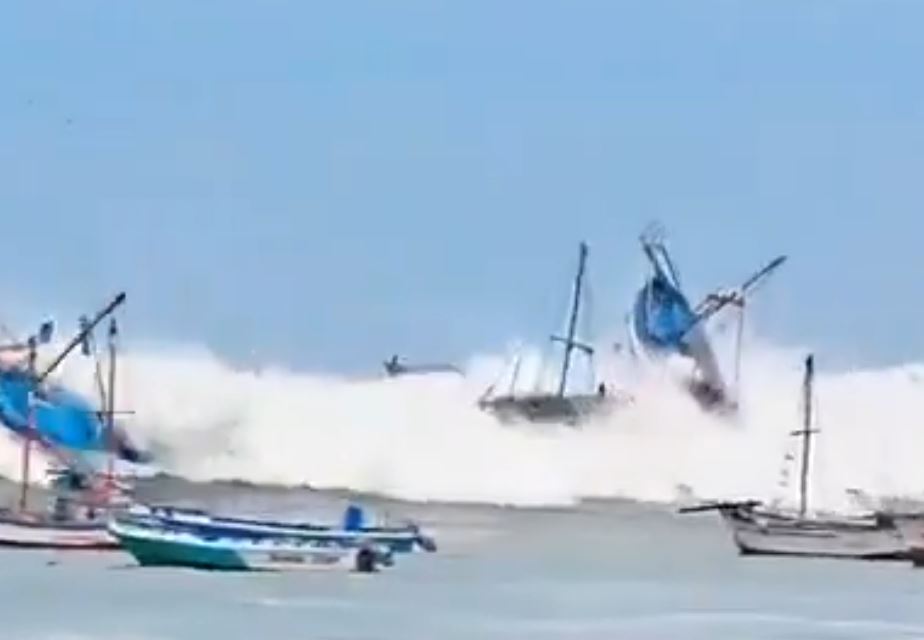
[0,292,149,466]
[628,225,785,411]
[0,293,142,549]
[121,503,437,554]
[109,515,392,572]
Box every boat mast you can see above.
[556,242,588,397]
[793,354,817,518]
[105,318,118,491]
[18,336,38,512]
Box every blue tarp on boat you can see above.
[0,368,148,463]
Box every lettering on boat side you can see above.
[268,552,306,563]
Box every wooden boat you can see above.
[628,224,785,413]
[0,294,132,550]
[109,515,392,572]
[126,503,437,553]
[478,242,630,426]
[680,355,907,560]
[0,494,117,551]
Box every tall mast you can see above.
[105,318,118,489]
[557,242,588,397]
[793,354,817,518]
[18,336,37,512]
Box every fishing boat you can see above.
[383,354,462,378]
[109,514,393,572]
[478,242,630,426]
[628,224,785,412]
[680,355,907,560]
[0,293,148,464]
[122,503,437,554]
[0,293,137,549]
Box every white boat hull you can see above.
[0,515,117,550]
[721,508,907,560]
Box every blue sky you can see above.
[1,1,922,372]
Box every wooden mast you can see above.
[18,336,37,512]
[105,318,118,491]
[792,354,817,518]
[556,242,588,397]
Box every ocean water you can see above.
[3,487,924,640]
[5,332,924,638]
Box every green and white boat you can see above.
[109,516,392,572]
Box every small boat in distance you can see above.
[383,355,462,378]
[680,355,907,560]
[478,242,630,426]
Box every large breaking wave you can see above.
[4,331,924,511]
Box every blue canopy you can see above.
[632,273,699,355]
[0,368,149,463]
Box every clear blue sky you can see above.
[1,1,922,372]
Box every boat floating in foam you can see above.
[478,242,631,426]
[680,355,907,560]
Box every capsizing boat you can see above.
[0,293,140,550]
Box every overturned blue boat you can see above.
[628,226,785,411]
[0,292,150,468]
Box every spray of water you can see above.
[3,328,923,511]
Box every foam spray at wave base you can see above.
[4,337,921,512]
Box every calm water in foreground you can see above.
[2,484,924,640]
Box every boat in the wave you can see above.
[478,242,630,426]
[0,293,139,549]
[383,354,462,378]
[123,503,437,554]
[680,355,907,560]
[109,510,394,572]
[628,224,785,412]
[0,292,149,466]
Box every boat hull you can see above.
[131,505,436,553]
[721,508,907,560]
[479,393,624,426]
[110,519,387,572]
[0,513,117,550]
[889,514,924,566]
